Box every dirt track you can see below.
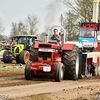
[0,62,100,100]
[0,70,53,88]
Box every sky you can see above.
[0,0,68,36]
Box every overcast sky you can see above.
[0,0,67,36]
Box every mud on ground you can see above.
[0,70,53,88]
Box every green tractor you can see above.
[3,35,37,64]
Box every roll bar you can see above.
[47,25,66,44]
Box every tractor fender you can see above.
[34,42,39,48]
[61,43,74,50]
[34,42,46,48]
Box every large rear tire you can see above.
[25,60,33,80]
[55,63,64,82]
[30,49,38,62]
[3,50,12,63]
[20,51,29,64]
[63,45,80,80]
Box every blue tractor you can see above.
[78,22,99,52]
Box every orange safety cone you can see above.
[13,64,15,67]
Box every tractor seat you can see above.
[48,40,57,45]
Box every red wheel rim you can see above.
[25,53,29,62]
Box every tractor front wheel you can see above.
[20,51,29,64]
[3,50,12,63]
[25,60,33,80]
[55,63,64,82]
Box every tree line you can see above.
[10,14,39,39]
[62,0,93,41]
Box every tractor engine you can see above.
[38,44,59,62]
[38,49,52,61]
[37,43,61,62]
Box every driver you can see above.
[51,29,60,42]
[84,31,92,38]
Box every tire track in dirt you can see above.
[1,79,100,99]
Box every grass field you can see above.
[0,65,24,71]
[0,68,24,71]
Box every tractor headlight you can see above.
[47,58,51,61]
[39,57,43,60]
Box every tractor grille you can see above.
[39,44,51,48]
[15,47,19,53]
[39,52,51,60]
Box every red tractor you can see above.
[25,26,81,82]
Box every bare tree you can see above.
[0,34,5,41]
[0,19,5,34]
[38,32,46,42]
[63,0,93,22]
[10,22,18,39]
[18,21,28,35]
[0,19,9,41]
[62,0,93,41]
[63,11,79,41]
[25,14,39,35]
[10,14,39,38]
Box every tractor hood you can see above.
[13,44,24,47]
[34,42,59,49]
[11,44,24,55]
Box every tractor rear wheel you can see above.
[63,45,80,80]
[3,50,12,63]
[30,49,38,62]
[55,63,64,82]
[20,51,29,64]
[25,60,33,80]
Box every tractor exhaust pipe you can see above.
[45,34,48,43]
